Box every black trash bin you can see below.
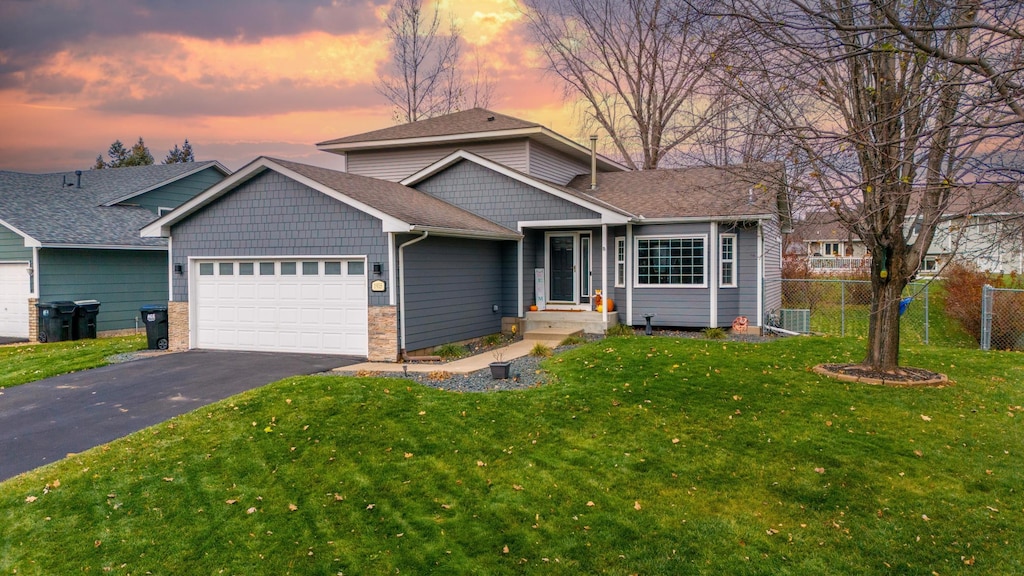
[140,305,169,350]
[73,299,101,340]
[36,301,77,342]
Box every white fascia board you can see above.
[102,161,232,207]
[635,214,774,224]
[401,150,632,223]
[410,225,522,241]
[318,127,543,152]
[0,218,41,247]
[517,219,604,231]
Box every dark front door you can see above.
[549,235,575,302]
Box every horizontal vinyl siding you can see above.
[0,226,31,260]
[403,236,503,350]
[762,219,783,318]
[631,222,712,327]
[170,171,390,306]
[39,248,166,332]
[129,167,226,213]
[717,226,758,326]
[415,160,599,230]
[528,142,590,185]
[347,140,529,182]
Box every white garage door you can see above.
[194,258,368,355]
[0,262,29,338]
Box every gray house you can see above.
[0,162,229,340]
[142,109,789,360]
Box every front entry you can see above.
[545,232,592,306]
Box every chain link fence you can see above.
[775,279,934,344]
[980,285,1024,351]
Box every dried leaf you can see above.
[225,499,238,505]
[246,507,257,514]
[586,501,595,507]
[25,495,37,503]
[671,438,680,444]
[814,467,825,474]
[51,479,60,488]
[922,514,930,521]
[162,477,174,482]
[334,493,345,501]
[418,411,426,416]
[502,545,510,554]
[766,528,779,535]
[633,501,642,511]
[513,484,523,491]
[404,452,414,459]
[477,460,486,467]
[920,414,932,422]
[288,503,298,511]
[366,504,375,510]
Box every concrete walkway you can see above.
[334,328,579,375]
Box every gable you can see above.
[413,160,600,229]
[346,140,529,182]
[0,224,32,260]
[124,166,227,213]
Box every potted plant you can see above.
[489,352,511,379]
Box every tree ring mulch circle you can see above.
[813,364,949,387]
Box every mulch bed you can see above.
[813,363,949,387]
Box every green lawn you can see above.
[0,335,147,388]
[1,336,1022,574]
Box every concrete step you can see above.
[524,311,619,335]
[523,327,583,341]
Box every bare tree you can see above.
[376,0,464,123]
[520,0,738,170]
[723,0,1024,372]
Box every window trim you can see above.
[719,233,737,288]
[614,236,626,288]
[633,234,708,288]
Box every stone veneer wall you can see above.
[28,298,38,342]
[368,305,398,362]
[168,301,190,351]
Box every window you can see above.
[280,262,297,275]
[824,242,840,256]
[615,237,626,287]
[635,236,705,286]
[720,234,736,288]
[218,262,233,276]
[302,261,319,275]
[922,256,938,272]
[259,262,275,275]
[324,262,342,275]
[348,261,365,275]
[199,262,214,276]
[239,263,254,276]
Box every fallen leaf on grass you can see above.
[766,528,779,535]
[162,477,174,482]
[418,411,426,416]
[587,501,595,507]
[366,504,375,510]
[288,503,298,511]
[404,452,414,459]
[477,461,486,467]
[922,514,930,521]
[814,467,825,474]
[920,414,932,422]
[513,485,523,491]
[25,496,37,503]
[634,501,642,511]
[225,499,238,505]
[672,438,680,444]
[502,545,510,554]
[246,507,257,514]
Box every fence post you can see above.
[980,284,993,351]
[840,279,846,337]
[923,283,929,344]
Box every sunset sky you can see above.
[0,0,581,174]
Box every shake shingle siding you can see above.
[39,248,166,332]
[414,160,598,229]
[403,236,503,350]
[170,171,389,305]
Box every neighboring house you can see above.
[0,162,229,340]
[142,108,790,360]
[789,185,1024,276]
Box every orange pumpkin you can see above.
[529,304,538,311]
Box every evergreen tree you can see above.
[95,137,154,168]
[92,154,106,170]
[123,137,154,167]
[163,139,195,164]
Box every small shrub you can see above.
[434,343,467,360]
[702,327,727,339]
[559,334,587,346]
[427,370,452,381]
[481,334,505,347]
[942,261,1024,347]
[529,343,553,357]
[605,324,635,337]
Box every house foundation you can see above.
[27,297,38,342]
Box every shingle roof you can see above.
[788,212,853,242]
[317,108,540,146]
[268,158,519,238]
[0,162,224,247]
[566,163,786,219]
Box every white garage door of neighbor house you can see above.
[0,262,30,338]
[194,259,368,355]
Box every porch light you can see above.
[174,264,183,275]
[372,262,382,275]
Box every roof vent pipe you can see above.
[75,170,82,189]
[590,135,598,190]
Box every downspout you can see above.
[398,231,439,362]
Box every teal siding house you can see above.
[0,162,229,340]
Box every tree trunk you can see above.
[863,265,908,372]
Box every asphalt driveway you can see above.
[0,350,359,481]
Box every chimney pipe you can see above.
[589,135,598,190]
[75,170,82,189]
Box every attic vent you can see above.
[487,115,495,121]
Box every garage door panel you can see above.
[0,263,29,338]
[195,258,367,355]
